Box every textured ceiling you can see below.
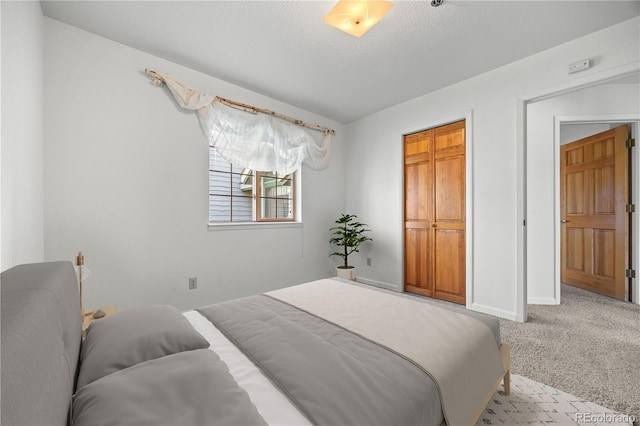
[41,1,640,123]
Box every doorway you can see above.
[560,125,631,300]
[522,73,639,321]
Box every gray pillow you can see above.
[73,349,267,426]
[76,305,209,389]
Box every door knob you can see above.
[561,219,567,223]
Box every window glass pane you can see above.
[277,175,293,198]
[279,198,293,218]
[260,197,274,219]
[233,170,253,197]
[210,170,232,195]
[209,195,253,222]
[260,197,292,219]
[210,150,231,173]
[260,174,277,196]
[209,195,230,222]
[210,171,254,198]
[231,195,253,221]
[257,172,293,220]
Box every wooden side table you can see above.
[82,305,118,337]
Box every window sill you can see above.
[207,221,303,232]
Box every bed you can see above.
[1,261,510,426]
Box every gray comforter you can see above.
[266,279,505,426]
[198,295,443,426]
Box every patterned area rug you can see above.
[477,374,635,425]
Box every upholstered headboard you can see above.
[1,261,82,426]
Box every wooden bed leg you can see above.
[503,368,511,395]
[499,343,511,395]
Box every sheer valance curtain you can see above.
[147,71,333,176]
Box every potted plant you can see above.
[329,214,372,281]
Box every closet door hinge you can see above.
[626,269,636,279]
[626,204,636,213]
[626,138,635,148]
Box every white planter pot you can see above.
[336,266,356,281]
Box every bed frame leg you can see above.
[499,343,511,395]
[503,369,511,395]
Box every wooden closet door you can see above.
[404,130,434,296]
[404,120,466,304]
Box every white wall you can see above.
[344,17,639,320]
[560,123,612,146]
[526,83,639,304]
[43,18,346,311]
[1,1,45,271]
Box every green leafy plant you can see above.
[329,214,373,269]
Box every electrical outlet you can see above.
[188,277,197,290]
[568,59,590,74]
[366,257,372,266]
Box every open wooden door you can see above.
[560,125,630,300]
[404,120,466,304]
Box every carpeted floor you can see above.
[500,284,640,423]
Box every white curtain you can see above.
[152,72,331,175]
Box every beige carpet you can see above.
[500,284,640,424]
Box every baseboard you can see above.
[470,302,519,322]
[527,297,560,305]
[355,276,401,292]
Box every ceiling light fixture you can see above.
[323,0,395,38]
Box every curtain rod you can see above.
[145,69,336,135]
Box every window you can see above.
[209,150,296,223]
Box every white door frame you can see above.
[516,63,640,322]
[554,116,639,304]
